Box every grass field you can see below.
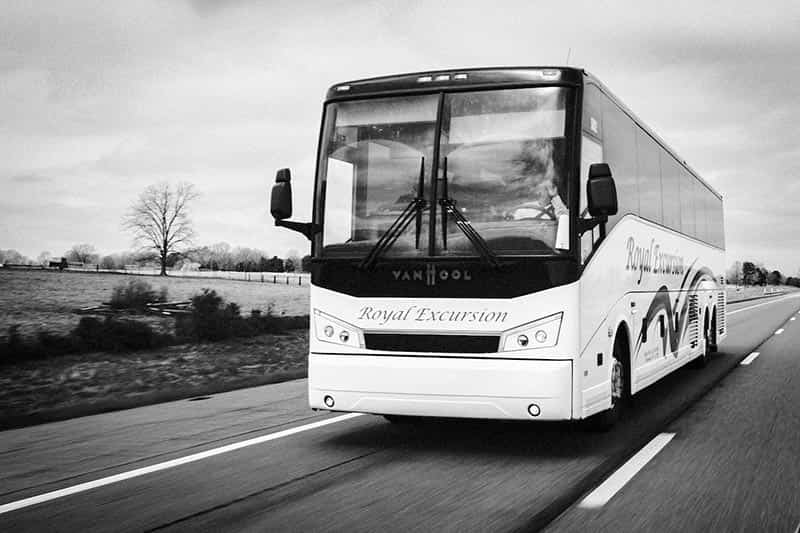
[0,269,310,339]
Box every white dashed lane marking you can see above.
[0,413,364,516]
[579,433,676,509]
[740,352,760,365]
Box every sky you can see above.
[2,0,799,273]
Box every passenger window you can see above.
[695,180,708,243]
[660,153,681,231]
[636,129,662,224]
[602,104,639,228]
[679,170,695,237]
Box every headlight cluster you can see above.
[313,309,363,348]
[500,313,562,352]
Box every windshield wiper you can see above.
[439,157,500,269]
[359,157,427,271]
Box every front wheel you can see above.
[586,336,627,431]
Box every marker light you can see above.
[339,331,350,343]
[535,330,548,343]
[324,325,334,338]
[417,76,433,83]
[517,334,529,347]
[324,395,335,408]
[335,85,351,92]
[454,73,468,80]
[434,74,450,81]
[542,70,560,80]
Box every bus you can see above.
[270,67,726,427]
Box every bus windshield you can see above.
[316,87,572,259]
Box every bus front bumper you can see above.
[308,353,573,421]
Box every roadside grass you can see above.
[1,286,308,365]
[0,274,311,428]
[0,331,308,429]
[726,284,798,303]
[0,269,309,340]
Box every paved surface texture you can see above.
[548,304,800,532]
[1,294,798,532]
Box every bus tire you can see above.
[691,311,711,368]
[586,329,629,431]
[709,311,718,353]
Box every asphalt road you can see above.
[1,294,799,532]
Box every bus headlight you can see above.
[313,309,364,348]
[501,313,562,352]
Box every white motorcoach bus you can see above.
[270,67,726,426]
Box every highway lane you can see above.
[1,294,798,532]
[547,303,800,532]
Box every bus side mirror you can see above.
[587,163,618,217]
[271,168,293,220]
[269,168,317,240]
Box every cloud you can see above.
[0,0,799,272]
[10,173,51,184]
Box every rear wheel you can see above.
[691,312,711,368]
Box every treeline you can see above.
[1,243,312,273]
[726,260,790,286]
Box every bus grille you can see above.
[364,334,500,354]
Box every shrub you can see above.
[176,289,241,341]
[72,316,166,352]
[109,280,167,310]
[0,325,42,363]
[175,289,308,342]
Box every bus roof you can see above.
[325,66,584,100]
[324,66,721,200]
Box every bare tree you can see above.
[123,182,199,276]
[37,251,53,265]
[65,243,98,264]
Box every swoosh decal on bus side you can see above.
[632,261,716,362]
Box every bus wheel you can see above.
[691,313,711,368]
[586,334,627,431]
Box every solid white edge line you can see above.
[775,329,784,335]
[579,432,675,509]
[0,412,363,516]
[727,294,799,316]
[740,352,760,366]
